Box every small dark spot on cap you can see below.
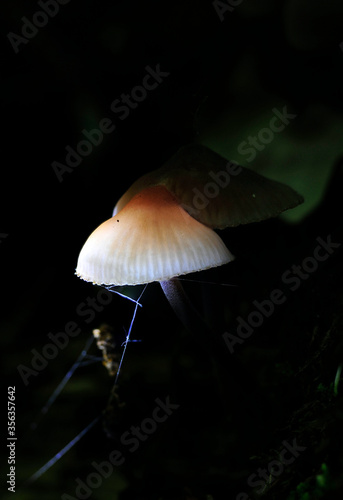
[117,220,119,222]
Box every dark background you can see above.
[1,1,343,499]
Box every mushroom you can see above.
[76,182,234,328]
[75,143,303,391]
[76,143,302,324]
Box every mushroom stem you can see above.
[160,278,235,357]
[159,278,253,406]
[160,278,228,364]
[160,277,235,368]
[159,278,204,334]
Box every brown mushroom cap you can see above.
[76,185,233,286]
[113,143,304,229]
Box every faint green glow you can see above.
[200,103,342,224]
[334,363,342,396]
[316,463,329,488]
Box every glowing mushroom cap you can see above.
[113,143,304,229]
[76,185,233,286]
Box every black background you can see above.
[1,1,343,499]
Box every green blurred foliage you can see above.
[200,102,342,223]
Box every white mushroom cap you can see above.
[76,185,233,286]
